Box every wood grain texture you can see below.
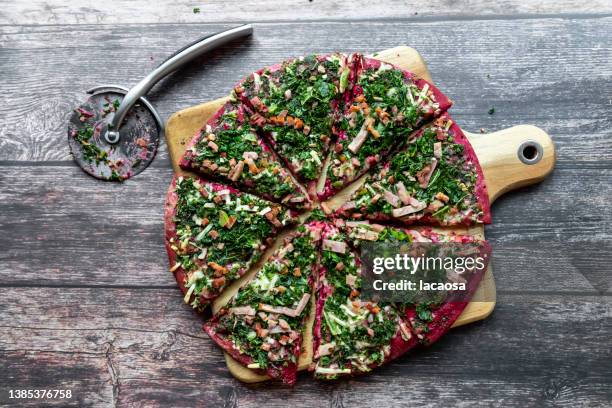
[0,288,609,406]
[1,3,611,405]
[1,1,611,25]
[0,165,610,292]
[0,19,611,163]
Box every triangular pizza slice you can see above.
[165,175,297,310]
[320,55,453,199]
[335,114,491,226]
[203,222,324,385]
[235,53,356,193]
[179,100,310,209]
[311,223,417,379]
[343,221,490,347]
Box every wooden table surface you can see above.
[1,2,611,407]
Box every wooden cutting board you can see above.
[165,46,555,382]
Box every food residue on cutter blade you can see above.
[101,97,121,117]
[70,96,155,181]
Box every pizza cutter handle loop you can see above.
[104,24,254,144]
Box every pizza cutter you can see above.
[68,24,253,181]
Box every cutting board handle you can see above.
[465,125,555,203]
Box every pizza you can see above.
[179,100,310,209]
[167,52,494,384]
[343,221,490,346]
[203,222,323,385]
[311,224,417,379]
[335,114,491,226]
[319,56,453,199]
[235,53,355,194]
[165,175,297,310]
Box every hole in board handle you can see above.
[518,140,543,165]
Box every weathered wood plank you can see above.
[0,352,115,407]
[1,0,611,25]
[0,165,610,292]
[0,19,610,162]
[0,288,609,406]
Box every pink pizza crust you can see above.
[359,56,453,115]
[317,56,453,200]
[179,102,311,209]
[202,222,324,385]
[164,176,247,306]
[446,117,492,224]
[404,240,491,346]
[179,101,244,170]
[332,113,491,226]
[311,224,419,378]
[165,175,297,308]
[203,317,300,385]
[164,176,188,296]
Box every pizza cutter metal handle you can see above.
[104,24,253,144]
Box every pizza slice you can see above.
[235,53,356,192]
[311,224,417,379]
[335,114,491,226]
[203,222,324,385]
[179,100,310,209]
[320,56,453,199]
[165,175,297,310]
[343,221,490,347]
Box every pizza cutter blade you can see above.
[68,24,253,181]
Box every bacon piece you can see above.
[383,189,401,208]
[264,207,283,227]
[392,201,427,218]
[228,161,244,181]
[230,305,256,316]
[353,227,380,241]
[395,181,412,205]
[416,158,438,188]
[242,151,259,161]
[316,342,336,358]
[348,117,374,154]
[258,293,310,317]
[342,201,356,211]
[435,192,449,203]
[433,142,442,159]
[322,239,347,254]
[409,229,433,243]
[244,157,260,174]
[207,141,219,152]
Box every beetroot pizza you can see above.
[179,100,310,209]
[233,53,353,196]
[312,224,417,379]
[334,114,491,226]
[165,52,493,384]
[342,221,491,346]
[319,57,453,199]
[204,222,323,385]
[165,175,297,310]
